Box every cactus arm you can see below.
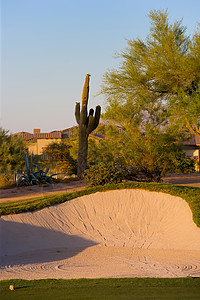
[75,102,80,124]
[44,165,50,176]
[87,115,95,134]
[89,108,94,116]
[25,150,30,175]
[31,152,33,173]
[92,105,101,131]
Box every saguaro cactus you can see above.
[75,74,101,178]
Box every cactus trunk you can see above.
[75,74,101,179]
[77,127,88,178]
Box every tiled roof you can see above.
[10,127,79,141]
[10,126,200,147]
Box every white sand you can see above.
[0,189,200,279]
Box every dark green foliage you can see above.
[121,166,162,182]
[0,128,25,179]
[166,150,196,173]
[42,140,77,175]
[1,278,200,300]
[88,124,190,180]
[84,162,123,186]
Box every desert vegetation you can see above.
[0,10,200,189]
[75,74,101,178]
[1,10,200,299]
[0,128,25,188]
[15,150,56,186]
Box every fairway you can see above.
[1,278,200,300]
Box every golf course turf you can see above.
[1,278,200,300]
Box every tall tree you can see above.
[101,9,200,138]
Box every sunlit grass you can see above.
[1,278,200,300]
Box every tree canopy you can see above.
[42,140,77,175]
[0,128,25,178]
[101,9,200,138]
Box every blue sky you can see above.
[1,0,200,133]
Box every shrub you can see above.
[121,166,162,182]
[42,140,77,175]
[0,175,14,188]
[0,128,25,179]
[167,151,196,173]
[84,162,123,186]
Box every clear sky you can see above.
[1,0,200,134]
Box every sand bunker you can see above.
[0,189,200,279]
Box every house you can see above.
[10,127,78,155]
[182,134,200,170]
[182,134,200,159]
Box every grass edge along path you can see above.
[0,182,200,227]
[1,278,200,300]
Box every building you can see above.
[10,127,78,155]
[182,134,200,170]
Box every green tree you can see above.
[88,124,123,165]
[42,140,77,175]
[169,86,200,139]
[0,128,25,179]
[87,122,191,181]
[101,9,200,138]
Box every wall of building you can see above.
[185,148,200,159]
[27,143,38,155]
[27,138,62,155]
[37,138,62,155]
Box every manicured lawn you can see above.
[0,182,200,227]
[1,278,200,300]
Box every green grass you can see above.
[1,278,200,300]
[1,182,200,226]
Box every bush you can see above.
[0,128,25,179]
[42,140,77,175]
[0,175,9,188]
[167,151,196,173]
[121,166,162,182]
[84,162,123,186]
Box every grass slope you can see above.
[0,182,200,226]
[1,278,200,300]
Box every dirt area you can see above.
[163,173,200,187]
[0,173,199,203]
[0,180,87,202]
